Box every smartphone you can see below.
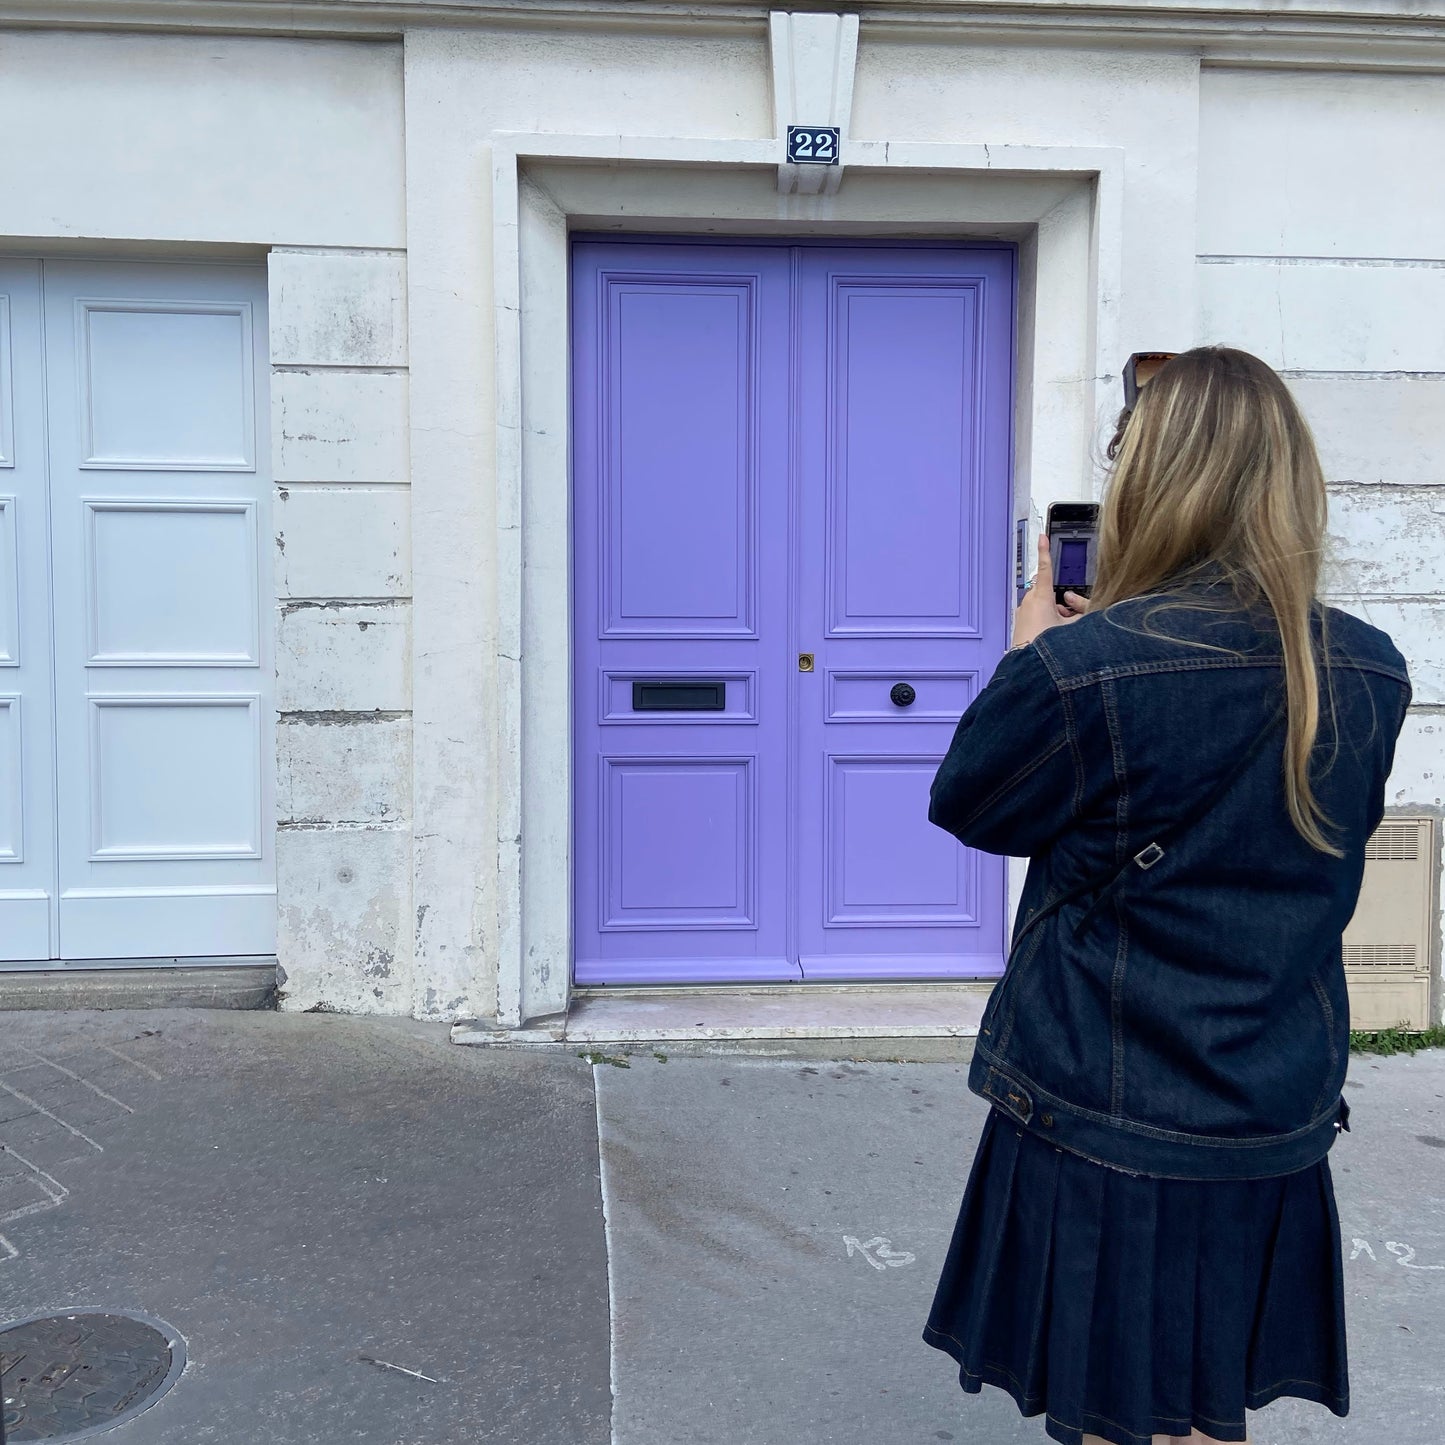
[1047,502,1099,606]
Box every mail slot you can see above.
[632,679,726,712]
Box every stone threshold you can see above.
[450,983,991,1058]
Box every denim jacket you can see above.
[930,586,1412,1180]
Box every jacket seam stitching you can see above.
[1036,638,1087,820]
[1052,654,1410,691]
[1100,678,1130,1116]
[992,913,1053,1056]
[1308,969,1340,1119]
[1109,899,1130,1119]
[945,734,1069,835]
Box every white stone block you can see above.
[275,487,411,599]
[1325,486,1445,598]
[276,825,413,1014]
[1292,377,1445,486]
[269,250,408,368]
[277,601,411,712]
[1199,261,1445,373]
[273,369,410,484]
[1329,600,1445,707]
[1199,69,1445,260]
[1387,712,1444,810]
[0,32,405,248]
[278,714,411,827]
[850,42,1200,345]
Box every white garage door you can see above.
[0,259,274,963]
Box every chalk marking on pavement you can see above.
[358,1356,440,1383]
[0,1146,69,1212]
[0,1081,102,1151]
[592,1062,621,1445]
[1386,1242,1445,1271]
[24,1048,135,1113]
[1350,1237,1444,1270]
[0,1145,70,1264]
[844,1235,916,1270]
[101,1044,164,1081]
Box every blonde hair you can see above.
[1092,346,1339,854]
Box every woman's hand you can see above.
[1012,535,1089,649]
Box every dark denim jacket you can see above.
[930,588,1411,1179]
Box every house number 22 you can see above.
[787,126,841,165]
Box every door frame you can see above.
[462,135,1123,1025]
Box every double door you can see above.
[0,260,273,962]
[572,240,1012,984]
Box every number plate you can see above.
[787,126,840,166]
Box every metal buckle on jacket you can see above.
[1133,842,1165,869]
[984,1068,1034,1126]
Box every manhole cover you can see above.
[0,1312,185,1442]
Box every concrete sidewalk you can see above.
[598,1049,1445,1445]
[2,1011,1441,1444]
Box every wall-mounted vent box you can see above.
[1343,816,1438,1031]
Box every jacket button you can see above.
[1040,1113,1054,1127]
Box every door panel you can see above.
[42,261,274,960]
[573,244,794,984]
[796,248,1011,979]
[573,240,1012,987]
[0,261,57,960]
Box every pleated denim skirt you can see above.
[924,1108,1350,1445]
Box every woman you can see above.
[922,347,1411,1445]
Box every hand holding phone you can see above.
[1013,535,1089,649]
[1046,502,1099,606]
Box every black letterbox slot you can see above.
[632,680,726,712]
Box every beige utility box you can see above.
[1343,816,1438,1031]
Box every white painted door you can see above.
[0,262,58,960]
[0,259,274,962]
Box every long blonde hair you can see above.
[1092,346,1338,854]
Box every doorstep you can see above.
[0,960,279,1011]
[450,982,992,1060]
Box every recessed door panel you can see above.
[830,284,981,635]
[78,301,255,470]
[827,757,980,923]
[604,757,754,928]
[573,240,1012,986]
[605,280,756,637]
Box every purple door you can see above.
[572,240,1013,986]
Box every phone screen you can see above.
[1056,538,1090,588]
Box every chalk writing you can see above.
[1349,1237,1443,1270]
[844,1235,916,1270]
[1386,1242,1445,1271]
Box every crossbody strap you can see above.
[1009,700,1285,956]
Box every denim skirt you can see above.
[923,1108,1349,1445]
